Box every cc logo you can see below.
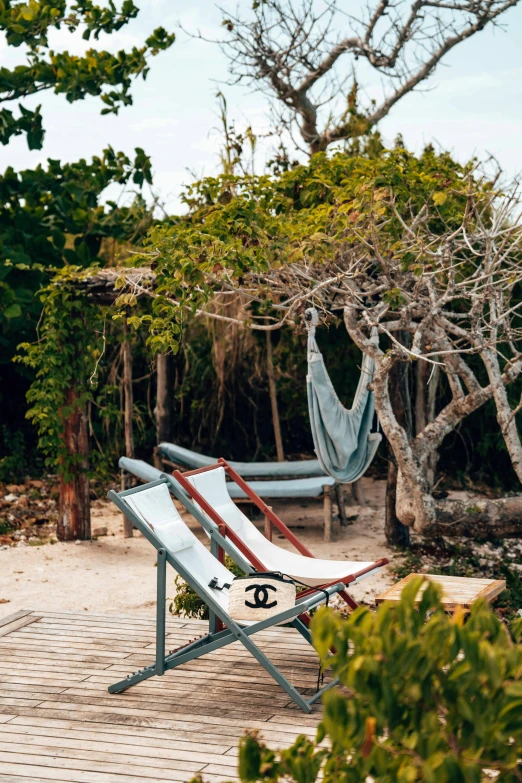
[245,583,278,609]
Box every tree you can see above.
[118,148,522,537]
[1,1,174,538]
[214,0,520,155]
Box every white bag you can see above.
[228,572,296,622]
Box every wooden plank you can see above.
[0,729,237,769]
[1,719,234,755]
[0,616,40,639]
[0,706,249,739]
[375,573,506,609]
[0,684,292,712]
[0,659,113,674]
[60,681,293,706]
[19,699,317,733]
[0,749,200,780]
[0,762,180,783]
[29,694,283,722]
[0,612,33,630]
[0,684,68,695]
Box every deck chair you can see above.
[168,459,388,613]
[107,478,347,713]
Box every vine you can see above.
[16,265,105,480]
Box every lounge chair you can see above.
[119,456,342,540]
[107,478,346,713]
[158,441,324,478]
[167,458,388,613]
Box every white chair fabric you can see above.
[126,483,233,612]
[187,467,377,587]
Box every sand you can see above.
[0,476,394,618]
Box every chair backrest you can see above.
[117,481,234,612]
[186,467,291,571]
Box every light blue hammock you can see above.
[305,308,382,483]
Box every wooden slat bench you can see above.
[375,573,506,611]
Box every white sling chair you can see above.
[168,459,388,612]
[108,478,346,713]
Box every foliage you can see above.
[0,426,29,482]
[15,266,104,478]
[217,578,522,783]
[0,1,173,471]
[0,0,174,149]
[129,146,477,354]
[1,149,153,359]
[169,554,245,620]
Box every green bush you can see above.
[201,577,522,782]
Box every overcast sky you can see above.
[2,0,522,212]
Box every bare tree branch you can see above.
[213,0,520,154]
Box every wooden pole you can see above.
[58,386,91,541]
[335,484,348,526]
[266,331,284,462]
[351,479,366,507]
[122,323,134,538]
[154,354,171,469]
[264,505,273,541]
[323,485,332,543]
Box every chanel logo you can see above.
[245,583,278,609]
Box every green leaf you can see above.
[432,192,448,205]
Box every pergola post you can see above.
[58,386,91,541]
[154,354,171,469]
[266,331,284,462]
[122,322,134,538]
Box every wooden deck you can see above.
[0,610,325,783]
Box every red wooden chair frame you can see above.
[173,458,388,614]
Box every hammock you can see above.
[306,308,382,483]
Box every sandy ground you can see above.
[0,476,394,619]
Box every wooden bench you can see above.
[375,573,506,612]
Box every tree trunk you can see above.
[122,325,134,538]
[415,356,440,486]
[426,495,522,538]
[266,331,284,461]
[154,354,171,469]
[385,350,412,547]
[58,386,91,541]
[384,459,410,546]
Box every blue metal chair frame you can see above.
[108,478,345,713]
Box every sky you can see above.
[2,0,522,213]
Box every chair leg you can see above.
[335,484,348,526]
[238,632,313,713]
[209,536,224,634]
[323,485,332,542]
[156,548,167,676]
[121,470,134,538]
[352,479,366,507]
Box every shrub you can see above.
[169,555,245,620]
[208,577,522,782]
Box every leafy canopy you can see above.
[0,0,174,149]
[127,146,482,353]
